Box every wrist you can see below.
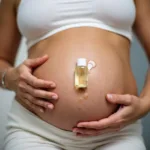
[140,96,150,115]
[4,67,16,91]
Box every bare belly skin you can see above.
[25,27,137,131]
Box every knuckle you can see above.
[128,95,134,104]
[44,101,50,106]
[26,99,31,106]
[126,94,131,100]
[22,98,27,104]
[25,94,30,99]
[26,95,33,101]
[31,80,37,87]
[44,92,50,99]
[32,104,36,109]
[43,92,48,98]
[27,101,34,109]
[42,81,47,87]
[38,100,46,107]
[30,80,34,86]
[19,73,26,80]
[33,81,38,87]
[130,95,135,101]
[30,103,34,109]
[30,96,35,102]
[18,82,24,89]
[32,90,38,96]
[36,100,42,106]
[38,100,45,106]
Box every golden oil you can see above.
[75,58,88,89]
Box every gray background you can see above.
[131,36,150,149]
[0,36,150,150]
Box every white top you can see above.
[17,0,136,49]
[77,58,87,67]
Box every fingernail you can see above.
[43,54,48,58]
[52,95,58,99]
[48,104,53,109]
[73,129,78,133]
[77,124,82,127]
[73,130,77,133]
[50,83,56,88]
[107,94,113,99]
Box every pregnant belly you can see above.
[31,46,133,131]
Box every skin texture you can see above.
[26,27,137,130]
[0,0,150,134]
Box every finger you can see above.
[29,86,58,100]
[34,99,54,110]
[25,98,45,113]
[20,72,56,89]
[24,55,49,68]
[76,127,121,137]
[24,93,54,110]
[77,113,121,129]
[19,82,58,100]
[16,95,44,114]
[73,127,98,135]
[106,94,132,106]
[96,126,122,135]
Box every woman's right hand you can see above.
[5,55,58,113]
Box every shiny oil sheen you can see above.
[75,65,88,89]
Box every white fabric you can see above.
[3,100,146,150]
[17,0,136,49]
[3,128,146,150]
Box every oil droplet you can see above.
[83,92,88,99]
[79,97,84,101]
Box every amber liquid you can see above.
[75,66,88,89]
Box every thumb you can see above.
[106,94,132,106]
[24,55,49,68]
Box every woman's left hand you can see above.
[73,94,149,137]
